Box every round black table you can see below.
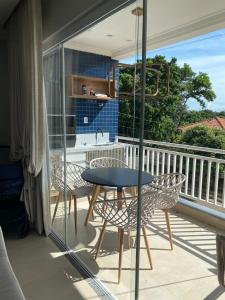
[82,167,153,189]
[82,167,154,225]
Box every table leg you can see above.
[130,187,137,197]
[84,185,100,226]
[117,188,123,209]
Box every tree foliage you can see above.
[119,55,216,142]
[180,125,225,150]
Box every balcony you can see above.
[50,137,225,299]
[121,137,225,203]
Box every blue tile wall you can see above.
[65,48,119,142]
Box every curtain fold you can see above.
[7,0,51,235]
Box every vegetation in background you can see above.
[179,125,225,150]
[119,55,216,143]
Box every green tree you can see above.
[180,125,225,150]
[119,56,216,142]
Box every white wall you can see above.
[0,39,10,146]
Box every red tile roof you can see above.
[179,117,225,132]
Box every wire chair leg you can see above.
[142,226,153,270]
[164,209,173,250]
[102,192,107,221]
[88,196,94,219]
[95,220,107,259]
[73,196,77,234]
[118,229,124,283]
[117,228,121,251]
[127,230,132,249]
[84,185,100,226]
[52,194,60,225]
[68,195,72,215]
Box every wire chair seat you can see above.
[142,173,186,250]
[90,157,128,169]
[52,161,93,190]
[51,161,94,232]
[51,173,72,194]
[142,173,186,210]
[93,188,159,231]
[93,187,160,283]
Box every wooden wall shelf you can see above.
[68,94,113,100]
[67,75,116,100]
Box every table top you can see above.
[81,167,154,188]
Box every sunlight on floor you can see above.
[51,194,225,300]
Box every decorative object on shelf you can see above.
[82,84,87,95]
[90,88,95,96]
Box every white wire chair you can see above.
[51,162,94,233]
[89,157,132,224]
[90,157,128,169]
[143,173,186,250]
[93,187,160,283]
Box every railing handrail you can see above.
[141,145,225,164]
[118,136,225,156]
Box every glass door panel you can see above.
[44,0,146,298]
[62,1,145,299]
[44,45,67,244]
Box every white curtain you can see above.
[7,0,51,235]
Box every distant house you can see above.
[179,116,225,132]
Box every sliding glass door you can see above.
[44,44,67,244]
[44,0,147,299]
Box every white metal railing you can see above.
[118,136,225,210]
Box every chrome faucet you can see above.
[95,128,103,144]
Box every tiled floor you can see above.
[52,195,225,300]
[5,232,99,300]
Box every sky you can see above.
[121,28,225,112]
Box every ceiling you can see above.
[0,0,19,28]
[64,0,225,59]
